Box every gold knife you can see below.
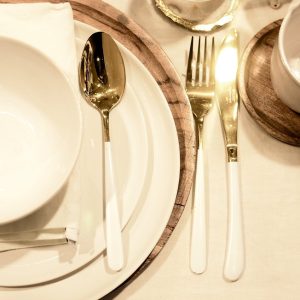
[215,29,245,282]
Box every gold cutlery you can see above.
[215,29,245,281]
[79,32,125,271]
[186,36,215,274]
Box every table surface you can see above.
[103,1,300,299]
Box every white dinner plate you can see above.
[0,23,149,286]
[0,20,180,298]
[0,36,82,225]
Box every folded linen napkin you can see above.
[0,2,81,251]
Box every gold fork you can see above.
[186,36,215,274]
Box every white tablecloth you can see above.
[105,0,300,299]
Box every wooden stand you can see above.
[238,20,300,147]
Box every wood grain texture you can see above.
[238,20,300,146]
[0,0,195,296]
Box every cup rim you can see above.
[278,1,300,88]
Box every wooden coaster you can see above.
[238,20,300,146]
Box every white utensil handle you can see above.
[190,148,207,274]
[104,141,124,271]
[224,161,245,281]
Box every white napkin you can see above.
[0,3,81,250]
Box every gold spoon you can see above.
[79,32,125,271]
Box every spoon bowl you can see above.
[80,32,125,141]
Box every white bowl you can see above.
[0,37,82,224]
[270,1,300,112]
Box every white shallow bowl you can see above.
[0,36,82,224]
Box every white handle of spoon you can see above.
[104,141,124,271]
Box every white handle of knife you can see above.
[223,161,245,281]
[104,141,124,271]
[190,147,207,274]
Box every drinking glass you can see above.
[155,0,239,32]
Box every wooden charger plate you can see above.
[0,0,195,296]
[238,20,300,146]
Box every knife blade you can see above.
[215,29,245,282]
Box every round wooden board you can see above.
[0,0,195,297]
[238,20,300,146]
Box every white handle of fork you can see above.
[223,161,245,281]
[104,141,124,272]
[190,147,207,274]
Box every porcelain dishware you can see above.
[270,1,300,112]
[0,20,180,286]
[0,36,82,225]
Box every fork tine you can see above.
[202,36,207,85]
[186,37,194,86]
[195,37,201,84]
[209,37,215,85]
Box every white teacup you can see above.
[271,1,300,113]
